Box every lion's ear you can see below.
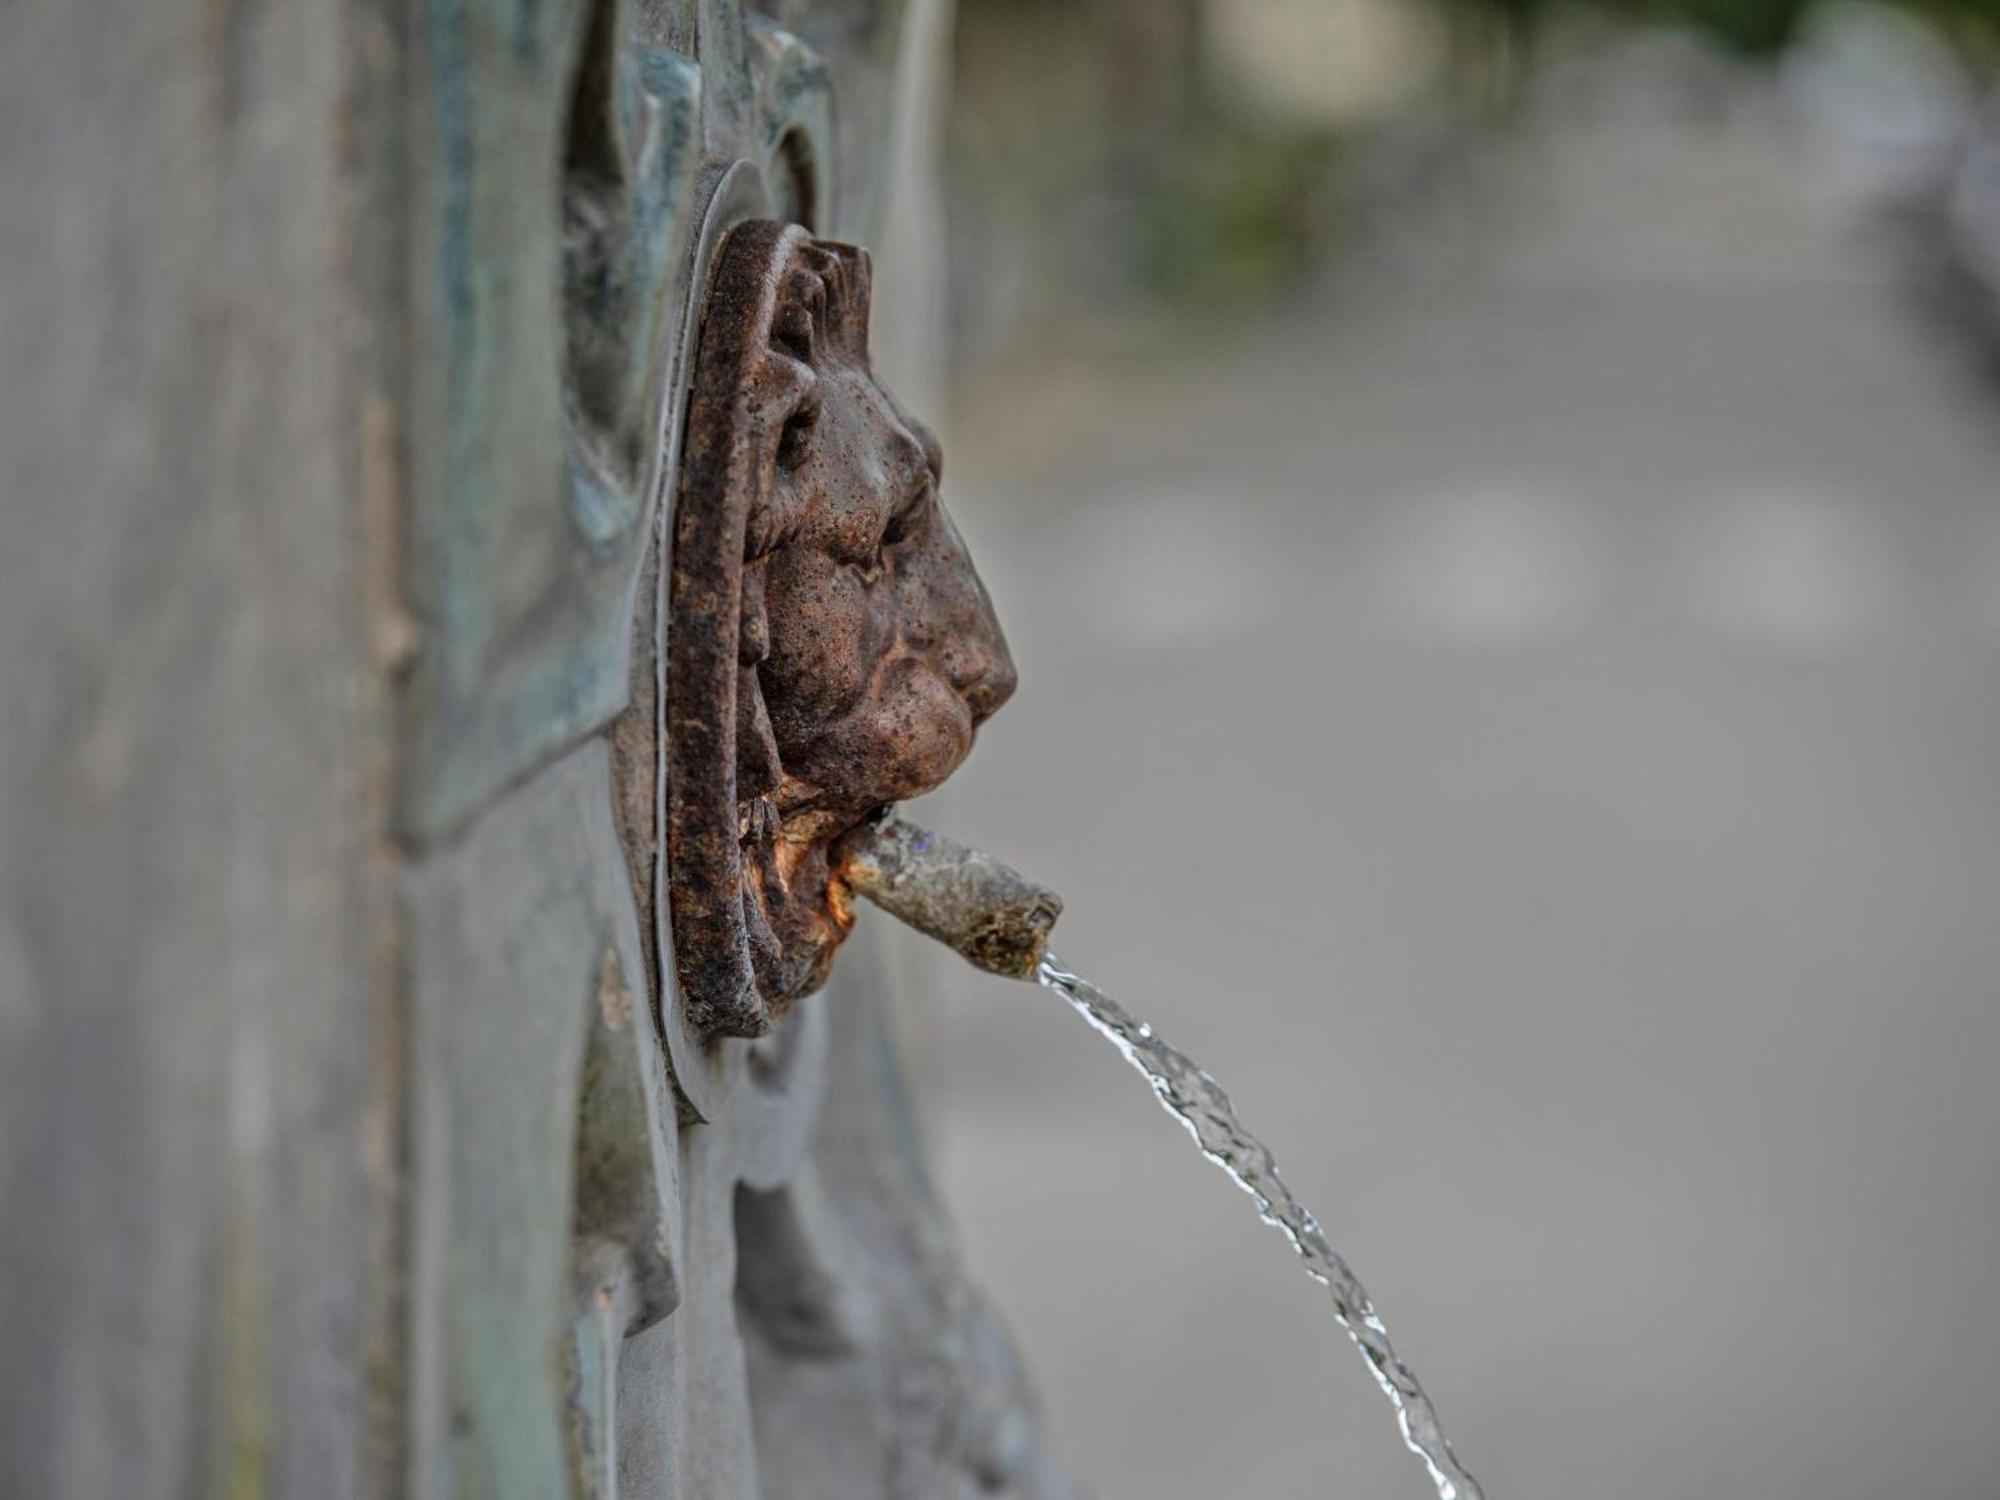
[797,240,871,359]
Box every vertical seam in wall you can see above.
[348,0,419,1492]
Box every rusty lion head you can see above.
[667,220,1016,1039]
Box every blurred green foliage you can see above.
[947,0,1996,353]
[1545,0,1997,53]
[948,0,1351,342]
[1132,123,1346,310]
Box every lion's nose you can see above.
[908,496,1017,727]
[959,640,1017,726]
[931,540,1016,724]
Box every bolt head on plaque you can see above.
[666,220,1017,1040]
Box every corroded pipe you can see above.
[834,815,1061,979]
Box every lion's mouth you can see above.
[730,659,984,1013]
[737,796,879,939]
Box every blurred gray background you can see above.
[890,9,2000,1497]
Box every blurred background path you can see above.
[903,30,2000,1500]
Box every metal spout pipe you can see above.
[834,815,1062,979]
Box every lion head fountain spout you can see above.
[667,219,1023,1041]
[660,222,1481,1500]
[834,814,1061,980]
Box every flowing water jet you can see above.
[837,816,1486,1500]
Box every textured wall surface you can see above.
[0,2,393,1494]
[0,2,1060,1496]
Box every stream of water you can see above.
[1036,953,1485,1500]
